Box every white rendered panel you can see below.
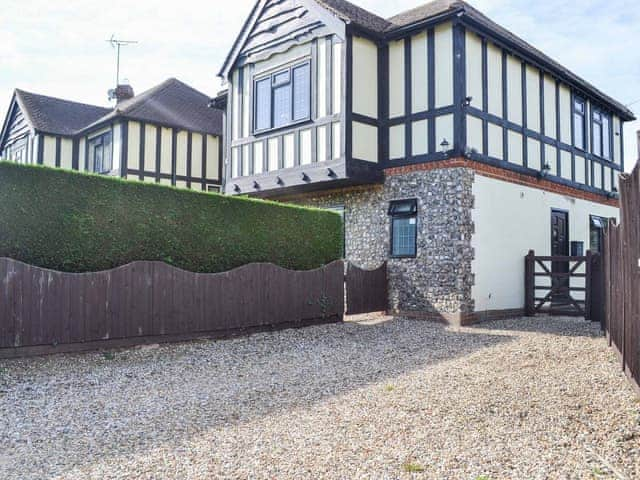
[412,119,428,156]
[543,75,557,138]
[527,138,541,171]
[411,32,428,113]
[352,122,378,162]
[467,115,483,154]
[507,130,523,165]
[388,39,405,118]
[434,23,453,108]
[389,124,405,160]
[507,55,522,125]
[465,31,483,110]
[559,84,572,144]
[488,122,503,159]
[487,43,503,117]
[144,124,157,172]
[299,129,312,165]
[352,36,378,118]
[526,65,540,132]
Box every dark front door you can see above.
[551,210,570,304]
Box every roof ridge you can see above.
[14,89,110,112]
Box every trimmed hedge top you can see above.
[0,162,342,272]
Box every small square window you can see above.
[389,199,418,258]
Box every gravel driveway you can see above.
[1,316,639,479]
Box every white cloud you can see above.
[1,0,637,168]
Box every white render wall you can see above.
[471,173,619,312]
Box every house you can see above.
[218,0,635,324]
[0,78,223,191]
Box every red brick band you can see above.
[385,157,619,207]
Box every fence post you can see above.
[585,250,592,321]
[525,250,535,316]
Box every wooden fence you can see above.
[0,258,344,358]
[524,251,603,322]
[603,164,640,394]
[345,262,388,315]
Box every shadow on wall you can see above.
[1,316,514,478]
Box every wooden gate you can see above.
[525,250,603,320]
[345,262,388,315]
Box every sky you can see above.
[1,0,638,168]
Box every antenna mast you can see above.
[106,35,138,86]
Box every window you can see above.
[206,184,221,193]
[592,109,612,160]
[88,131,112,173]
[253,62,311,133]
[589,215,607,254]
[389,199,418,258]
[573,97,586,150]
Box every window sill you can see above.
[252,118,313,138]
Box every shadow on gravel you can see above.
[1,316,517,478]
[468,315,603,338]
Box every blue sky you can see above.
[1,0,638,167]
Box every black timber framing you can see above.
[221,6,627,200]
[458,16,633,122]
[155,127,161,183]
[427,28,436,154]
[343,33,351,166]
[481,37,489,157]
[459,18,625,186]
[404,37,412,158]
[120,122,129,178]
[186,131,192,188]
[521,61,528,168]
[453,22,466,157]
[466,106,620,178]
[202,133,208,190]
[36,134,43,165]
[54,136,61,168]
[378,43,389,163]
[72,138,79,170]
[171,128,177,185]
[539,70,545,171]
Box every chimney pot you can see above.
[114,84,134,103]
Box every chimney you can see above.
[114,84,134,103]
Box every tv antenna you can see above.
[106,35,138,86]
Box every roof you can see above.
[8,79,224,138]
[87,78,223,136]
[14,90,111,136]
[315,0,392,33]
[314,0,635,120]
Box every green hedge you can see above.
[0,162,342,272]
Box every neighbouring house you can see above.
[0,78,223,191]
[217,0,636,324]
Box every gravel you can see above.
[1,315,639,479]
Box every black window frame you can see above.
[88,131,113,174]
[252,60,312,135]
[592,107,612,160]
[589,215,608,254]
[388,199,418,259]
[573,96,586,151]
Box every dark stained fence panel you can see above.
[603,164,640,395]
[346,262,388,315]
[0,259,344,358]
